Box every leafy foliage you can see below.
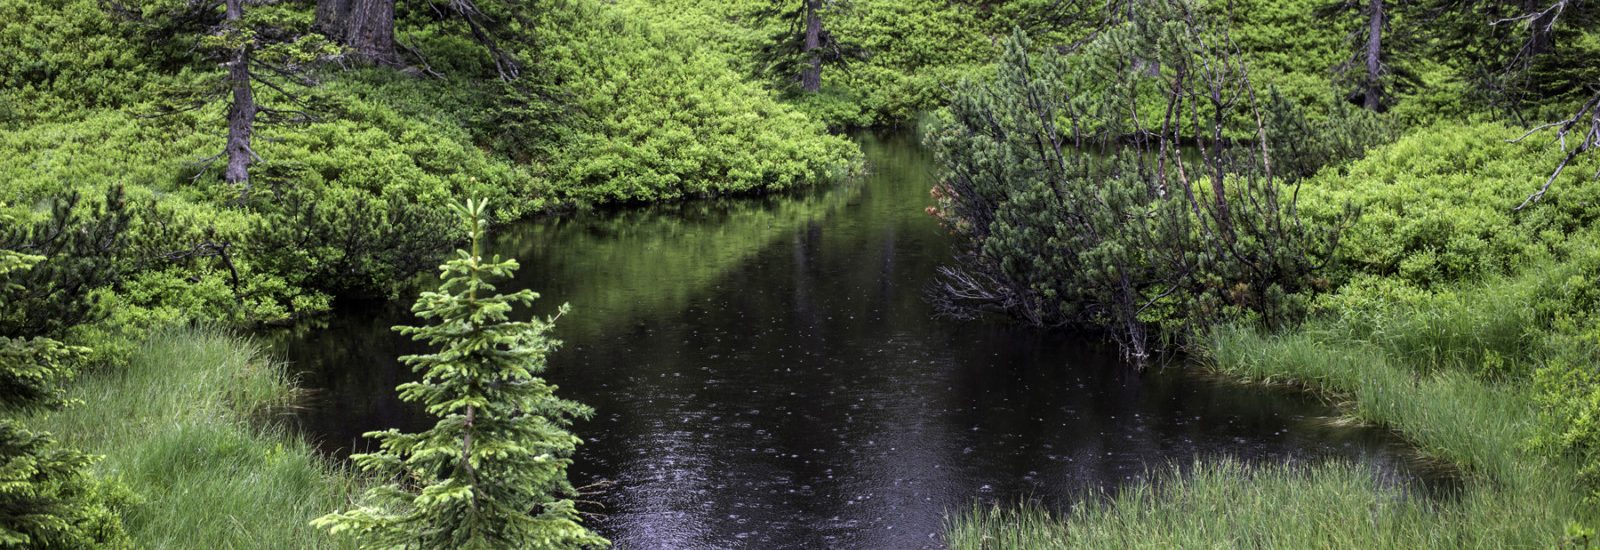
[615,0,1002,126]
[1300,122,1600,291]
[315,199,604,549]
[533,1,859,202]
[0,186,133,343]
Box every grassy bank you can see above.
[939,78,1600,545]
[946,331,1587,548]
[29,327,356,549]
[947,458,1575,548]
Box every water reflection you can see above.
[275,131,1441,549]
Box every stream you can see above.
[274,131,1442,549]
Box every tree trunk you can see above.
[1524,0,1556,58]
[224,0,255,189]
[800,0,823,93]
[1363,0,1384,111]
[315,0,396,65]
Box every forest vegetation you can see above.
[2,0,1599,547]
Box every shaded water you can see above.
[276,132,1439,548]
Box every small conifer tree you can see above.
[315,198,606,549]
[0,237,128,548]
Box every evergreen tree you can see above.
[110,0,338,192]
[758,0,862,93]
[0,186,133,339]
[314,198,606,549]
[0,231,128,549]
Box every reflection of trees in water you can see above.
[490,169,866,338]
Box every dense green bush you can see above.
[1314,236,1600,376]
[0,0,156,123]
[926,20,1345,358]
[610,0,1410,128]
[613,0,1000,126]
[0,105,493,327]
[538,1,859,202]
[822,0,998,124]
[1300,122,1600,291]
[1519,241,1600,497]
[1533,326,1600,499]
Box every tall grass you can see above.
[1208,326,1540,482]
[30,326,357,549]
[946,459,1578,549]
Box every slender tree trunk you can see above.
[224,0,256,189]
[1140,58,1161,77]
[1363,0,1384,111]
[800,0,823,92]
[315,0,396,65]
[1523,0,1556,58]
[1208,91,1234,242]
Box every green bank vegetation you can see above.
[947,459,1576,548]
[947,238,1600,546]
[0,0,859,331]
[28,326,355,549]
[932,0,1600,545]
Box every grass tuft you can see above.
[31,326,357,549]
[946,458,1578,549]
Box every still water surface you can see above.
[276,132,1437,549]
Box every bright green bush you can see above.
[823,0,998,125]
[538,1,859,203]
[0,0,156,123]
[0,104,490,326]
[1301,122,1600,290]
[612,0,999,126]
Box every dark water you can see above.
[276,132,1439,549]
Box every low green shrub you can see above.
[1301,122,1600,290]
[611,0,1000,127]
[538,1,860,203]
